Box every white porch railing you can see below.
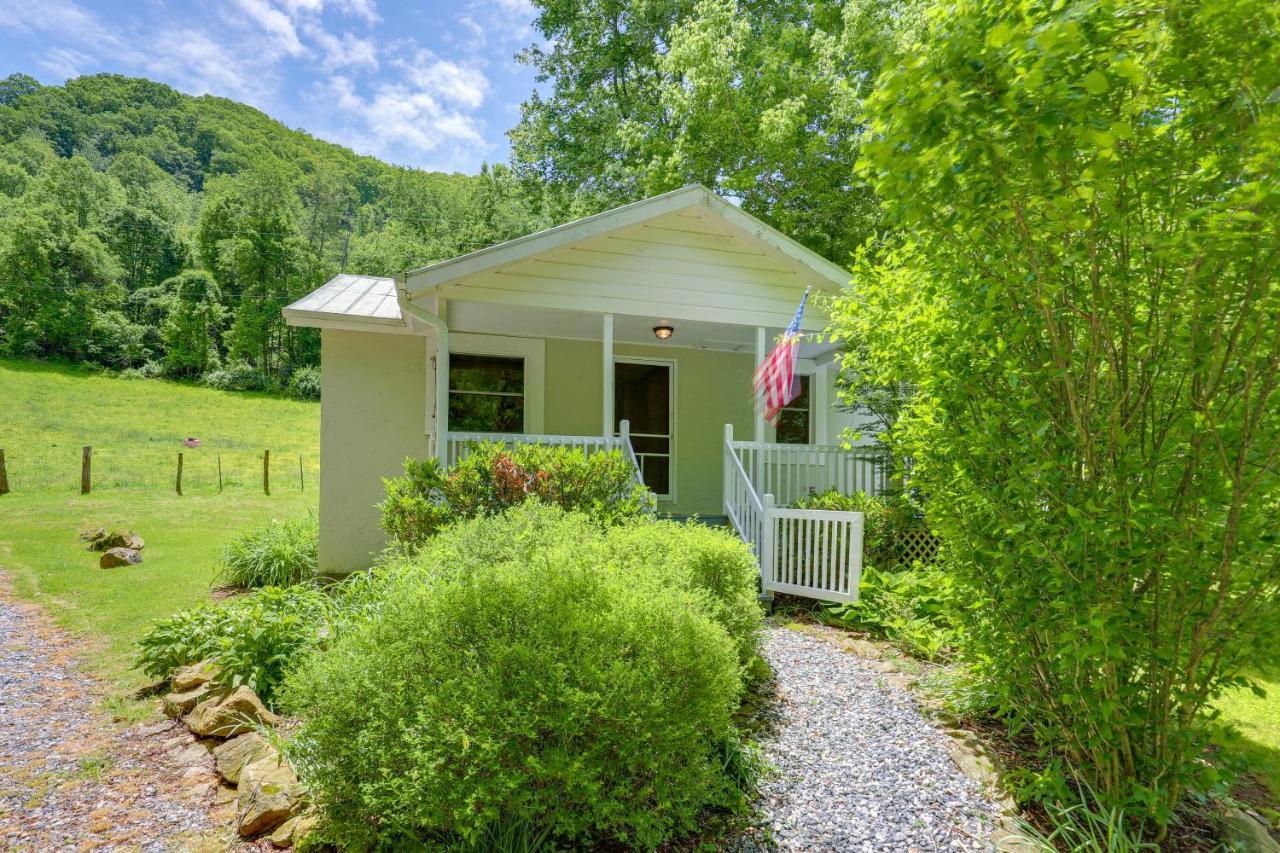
[723,423,866,604]
[731,439,892,506]
[445,420,647,493]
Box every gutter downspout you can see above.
[395,276,449,465]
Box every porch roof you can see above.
[282,274,409,332]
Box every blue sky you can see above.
[0,0,543,173]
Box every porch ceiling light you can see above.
[652,324,675,341]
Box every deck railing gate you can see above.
[723,423,866,604]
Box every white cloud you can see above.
[398,51,489,109]
[305,23,379,71]
[233,0,307,58]
[34,46,93,79]
[317,68,491,169]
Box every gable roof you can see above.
[283,185,851,333]
[403,184,849,298]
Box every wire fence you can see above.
[0,443,317,496]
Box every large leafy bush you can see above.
[379,442,653,551]
[218,515,318,588]
[136,585,330,706]
[837,0,1280,827]
[284,504,759,848]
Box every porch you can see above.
[445,422,889,604]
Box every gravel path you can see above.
[0,573,224,851]
[750,625,999,851]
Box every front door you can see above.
[615,360,672,498]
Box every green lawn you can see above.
[0,358,318,493]
[1218,669,1280,808]
[0,359,318,690]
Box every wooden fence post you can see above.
[0,448,8,495]
[217,454,223,493]
[81,446,92,494]
[176,452,184,496]
[263,450,271,496]
[298,454,304,492]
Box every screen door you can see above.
[614,360,672,497]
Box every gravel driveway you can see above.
[750,625,1000,851]
[0,573,221,851]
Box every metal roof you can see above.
[283,274,403,325]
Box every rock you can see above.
[214,783,237,806]
[213,732,275,784]
[99,547,142,567]
[839,638,884,659]
[79,526,106,542]
[172,659,220,692]
[170,742,211,767]
[162,683,223,719]
[138,720,174,738]
[186,686,280,738]
[237,754,304,837]
[268,812,317,849]
[1223,807,1280,852]
[89,529,145,551]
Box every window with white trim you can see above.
[448,354,525,433]
[775,374,812,445]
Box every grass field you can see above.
[0,358,318,691]
[1218,669,1280,807]
[0,358,318,493]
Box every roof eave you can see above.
[282,307,409,333]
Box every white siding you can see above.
[430,210,832,330]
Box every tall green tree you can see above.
[198,165,314,379]
[0,201,124,361]
[512,0,917,259]
[835,0,1280,828]
[161,270,224,377]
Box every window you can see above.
[449,354,525,433]
[775,374,811,445]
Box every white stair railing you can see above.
[731,439,892,505]
[723,423,864,604]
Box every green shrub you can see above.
[598,518,762,670]
[822,564,963,661]
[200,360,278,393]
[136,585,330,706]
[379,442,653,551]
[287,365,320,400]
[839,0,1280,825]
[284,505,756,849]
[219,515,319,588]
[377,457,453,551]
[375,504,762,672]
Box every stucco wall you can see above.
[319,329,430,574]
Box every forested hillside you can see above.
[0,73,547,392]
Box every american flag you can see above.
[753,288,810,425]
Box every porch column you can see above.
[814,361,831,445]
[435,300,449,465]
[602,313,615,436]
[754,326,767,443]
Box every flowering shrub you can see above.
[379,442,653,551]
